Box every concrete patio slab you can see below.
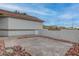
[0,37,73,56]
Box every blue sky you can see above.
[0,3,79,28]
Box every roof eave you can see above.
[0,16,44,23]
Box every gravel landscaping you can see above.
[65,44,79,56]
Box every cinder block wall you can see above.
[38,29,79,43]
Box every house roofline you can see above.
[0,9,44,23]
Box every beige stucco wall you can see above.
[8,17,43,36]
[0,18,8,36]
[0,17,43,36]
[8,17,43,29]
[8,31,35,36]
[0,18,8,29]
[0,31,8,36]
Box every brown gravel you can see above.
[65,44,79,56]
[4,45,32,56]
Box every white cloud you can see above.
[25,7,57,16]
[58,13,77,20]
[0,3,24,11]
[56,4,79,21]
[22,4,57,16]
[0,3,57,16]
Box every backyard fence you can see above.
[38,29,79,43]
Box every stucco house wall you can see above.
[8,17,43,29]
[0,18,8,36]
[0,18,8,29]
[0,17,43,36]
[0,9,44,36]
[8,17,43,36]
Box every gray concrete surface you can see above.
[1,37,73,56]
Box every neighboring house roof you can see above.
[0,9,44,23]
